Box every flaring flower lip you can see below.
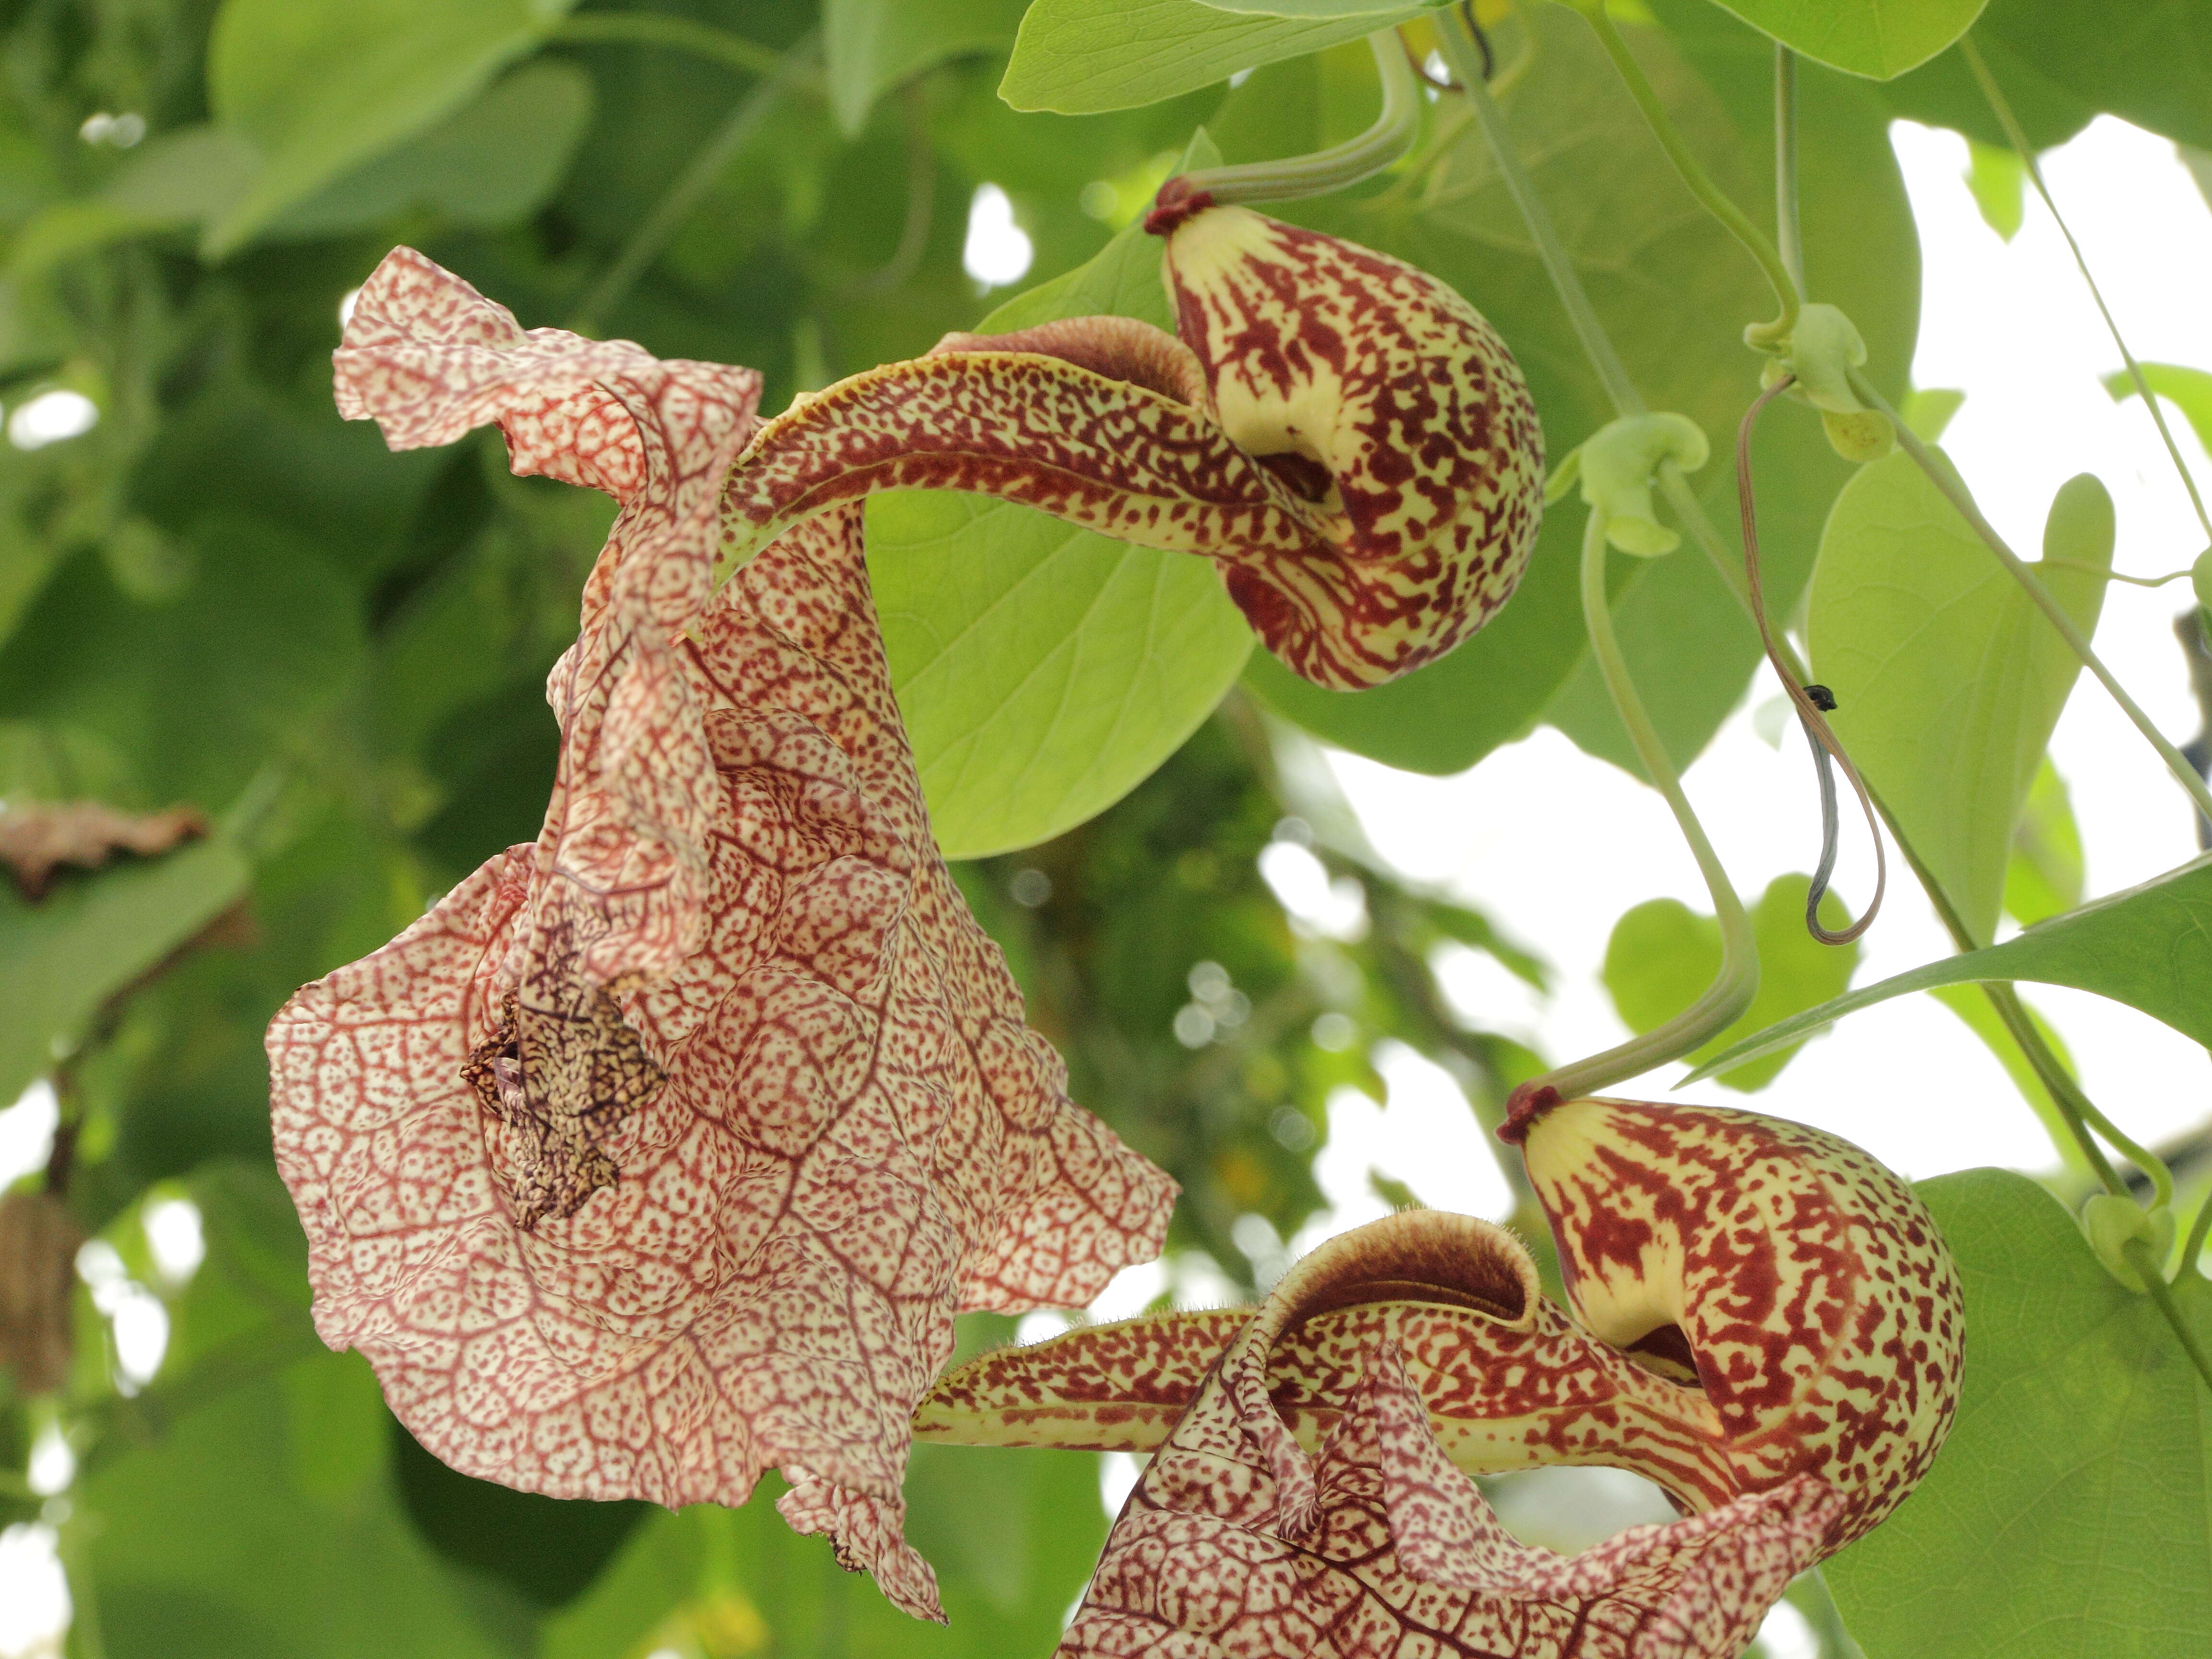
[270,250,1176,1624]
[967,1209,1844,1659]
[720,204,1544,692]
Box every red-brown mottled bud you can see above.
[721,207,1543,690]
[1510,1095,1962,1547]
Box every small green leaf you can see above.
[1601,873,1859,1092]
[1963,136,2026,239]
[1702,0,1989,79]
[825,0,1030,135]
[1899,386,1965,442]
[1000,0,1414,112]
[1683,851,2212,1082]
[203,0,578,255]
[2104,359,2212,457]
[2003,757,2083,926]
[869,131,1252,857]
[0,833,250,1106]
[1827,1168,2212,1656]
[1810,457,2109,946]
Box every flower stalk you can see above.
[1523,505,1757,1105]
[1155,29,1419,219]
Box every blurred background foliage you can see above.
[0,0,2206,1654]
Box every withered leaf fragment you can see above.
[0,1189,83,1395]
[267,252,1175,1623]
[724,204,1544,691]
[0,801,206,899]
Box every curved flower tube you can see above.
[919,1099,1962,1625]
[924,1209,1846,1658]
[269,251,1175,1622]
[721,204,1545,690]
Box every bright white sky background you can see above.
[5,114,2211,1659]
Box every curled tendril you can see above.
[1739,378,1886,946]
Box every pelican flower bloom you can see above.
[266,251,1175,1622]
[917,1097,1961,1655]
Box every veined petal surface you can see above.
[273,253,1177,1621]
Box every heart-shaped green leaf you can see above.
[1704,0,1989,80]
[1827,1167,2212,1656]
[1811,458,2110,946]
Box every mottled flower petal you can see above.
[337,245,763,985]
[275,257,1176,1621]
[722,206,1543,691]
[1049,1213,1842,1658]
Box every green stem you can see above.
[1853,368,2212,830]
[571,39,811,333]
[2041,560,2196,587]
[1440,13,1643,416]
[1774,45,1804,298]
[1960,36,2212,548]
[1172,31,1419,207]
[1458,10,2200,1376]
[1534,509,1758,1100]
[552,11,791,81]
[1570,1,1798,347]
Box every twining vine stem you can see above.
[1535,508,1759,1102]
[1568,0,1797,348]
[1441,7,2209,1329]
[1960,35,2212,549]
[1167,30,1419,210]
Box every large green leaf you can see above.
[999,0,1414,112]
[265,60,595,238]
[1975,0,2212,152]
[1601,873,1860,1091]
[869,133,1252,858]
[1702,0,1988,79]
[825,0,1030,134]
[202,0,578,254]
[1810,459,2110,946]
[1684,851,2212,1082]
[1241,7,1916,776]
[0,834,250,1107]
[1827,1167,2212,1657]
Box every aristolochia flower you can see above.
[720,204,1545,690]
[266,251,1175,1622]
[918,1100,1962,1655]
